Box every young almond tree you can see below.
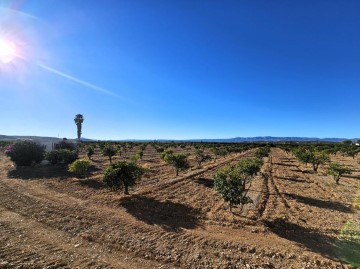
[102,144,117,164]
[103,161,145,194]
[308,151,330,172]
[163,152,189,176]
[214,158,263,211]
[294,148,330,172]
[194,149,211,167]
[327,162,352,184]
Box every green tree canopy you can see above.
[214,158,263,211]
[103,161,145,194]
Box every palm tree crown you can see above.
[74,114,84,140]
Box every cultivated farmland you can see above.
[0,142,359,268]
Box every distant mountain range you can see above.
[0,135,62,142]
[189,136,354,143]
[0,135,356,143]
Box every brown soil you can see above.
[0,147,358,268]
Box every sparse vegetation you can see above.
[1,140,359,268]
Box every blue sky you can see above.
[0,0,359,140]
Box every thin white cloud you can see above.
[36,62,122,98]
[0,7,46,25]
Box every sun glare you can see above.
[0,38,17,64]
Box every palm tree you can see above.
[74,114,84,140]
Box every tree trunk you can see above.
[124,185,129,195]
[77,124,82,140]
[335,176,340,185]
[176,168,179,176]
[109,156,112,164]
[313,163,318,172]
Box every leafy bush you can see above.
[86,146,95,160]
[68,159,91,178]
[131,153,141,163]
[4,141,45,166]
[255,147,270,158]
[103,161,145,194]
[138,150,144,159]
[46,149,78,165]
[160,148,174,160]
[214,158,262,211]
[55,140,76,151]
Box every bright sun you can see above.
[0,39,17,64]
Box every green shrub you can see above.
[103,161,145,194]
[55,140,76,151]
[4,141,45,166]
[254,147,270,158]
[68,159,91,178]
[160,148,174,160]
[46,149,78,165]
[46,150,60,164]
[86,146,95,160]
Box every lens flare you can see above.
[0,38,16,64]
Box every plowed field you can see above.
[0,147,359,268]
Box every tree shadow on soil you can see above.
[273,162,298,167]
[7,165,71,180]
[120,196,202,231]
[285,193,352,213]
[193,177,214,188]
[263,218,339,260]
[342,174,360,180]
[87,165,101,173]
[78,178,104,189]
[290,169,303,173]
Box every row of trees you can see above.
[3,139,356,197]
[292,147,352,184]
